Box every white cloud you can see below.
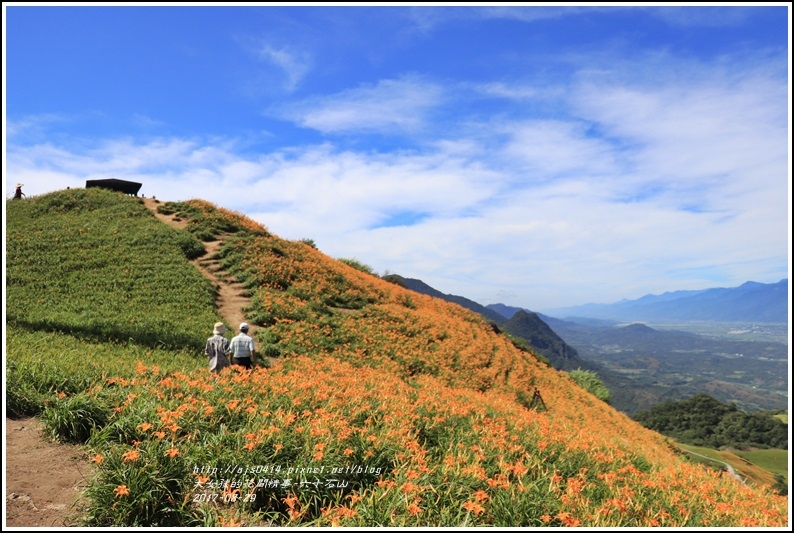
[500,119,621,178]
[276,77,444,134]
[571,65,788,217]
[6,52,787,310]
[405,5,603,32]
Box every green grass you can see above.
[677,442,788,487]
[6,189,226,418]
[6,325,201,419]
[677,443,730,468]
[732,449,789,480]
[6,189,219,351]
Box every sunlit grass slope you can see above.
[5,190,787,527]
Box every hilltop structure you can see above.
[85,178,142,196]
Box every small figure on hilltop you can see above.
[229,322,257,370]
[206,322,231,374]
[14,183,25,200]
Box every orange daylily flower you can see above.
[463,500,485,515]
[122,449,140,462]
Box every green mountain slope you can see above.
[500,310,581,370]
[5,189,787,527]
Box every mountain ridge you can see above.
[539,279,788,323]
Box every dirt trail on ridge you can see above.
[142,197,257,338]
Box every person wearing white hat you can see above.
[14,184,25,200]
[229,322,256,369]
[206,322,231,374]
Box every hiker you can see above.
[206,322,231,374]
[229,322,256,369]
[14,184,25,200]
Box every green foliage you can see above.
[398,293,417,309]
[772,473,787,496]
[338,257,375,275]
[502,333,551,366]
[161,200,268,240]
[381,274,406,287]
[6,325,200,419]
[83,439,201,526]
[260,343,282,358]
[299,238,318,249]
[163,201,238,238]
[732,448,789,478]
[42,392,111,444]
[6,382,48,419]
[568,368,611,404]
[633,393,788,449]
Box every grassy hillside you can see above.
[677,443,786,487]
[5,189,788,527]
[732,449,789,483]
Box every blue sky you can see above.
[3,4,791,312]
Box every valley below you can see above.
[548,319,788,415]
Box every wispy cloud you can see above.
[500,119,620,178]
[6,113,69,141]
[275,76,444,134]
[131,113,167,129]
[650,6,753,27]
[405,5,601,32]
[407,5,756,32]
[256,43,312,92]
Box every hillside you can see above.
[387,275,508,324]
[499,310,581,370]
[394,278,581,371]
[5,189,788,527]
[542,280,788,323]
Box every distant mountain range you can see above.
[394,275,788,414]
[539,279,788,323]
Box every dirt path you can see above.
[142,197,257,338]
[4,417,94,527]
[681,448,746,485]
[4,197,262,528]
